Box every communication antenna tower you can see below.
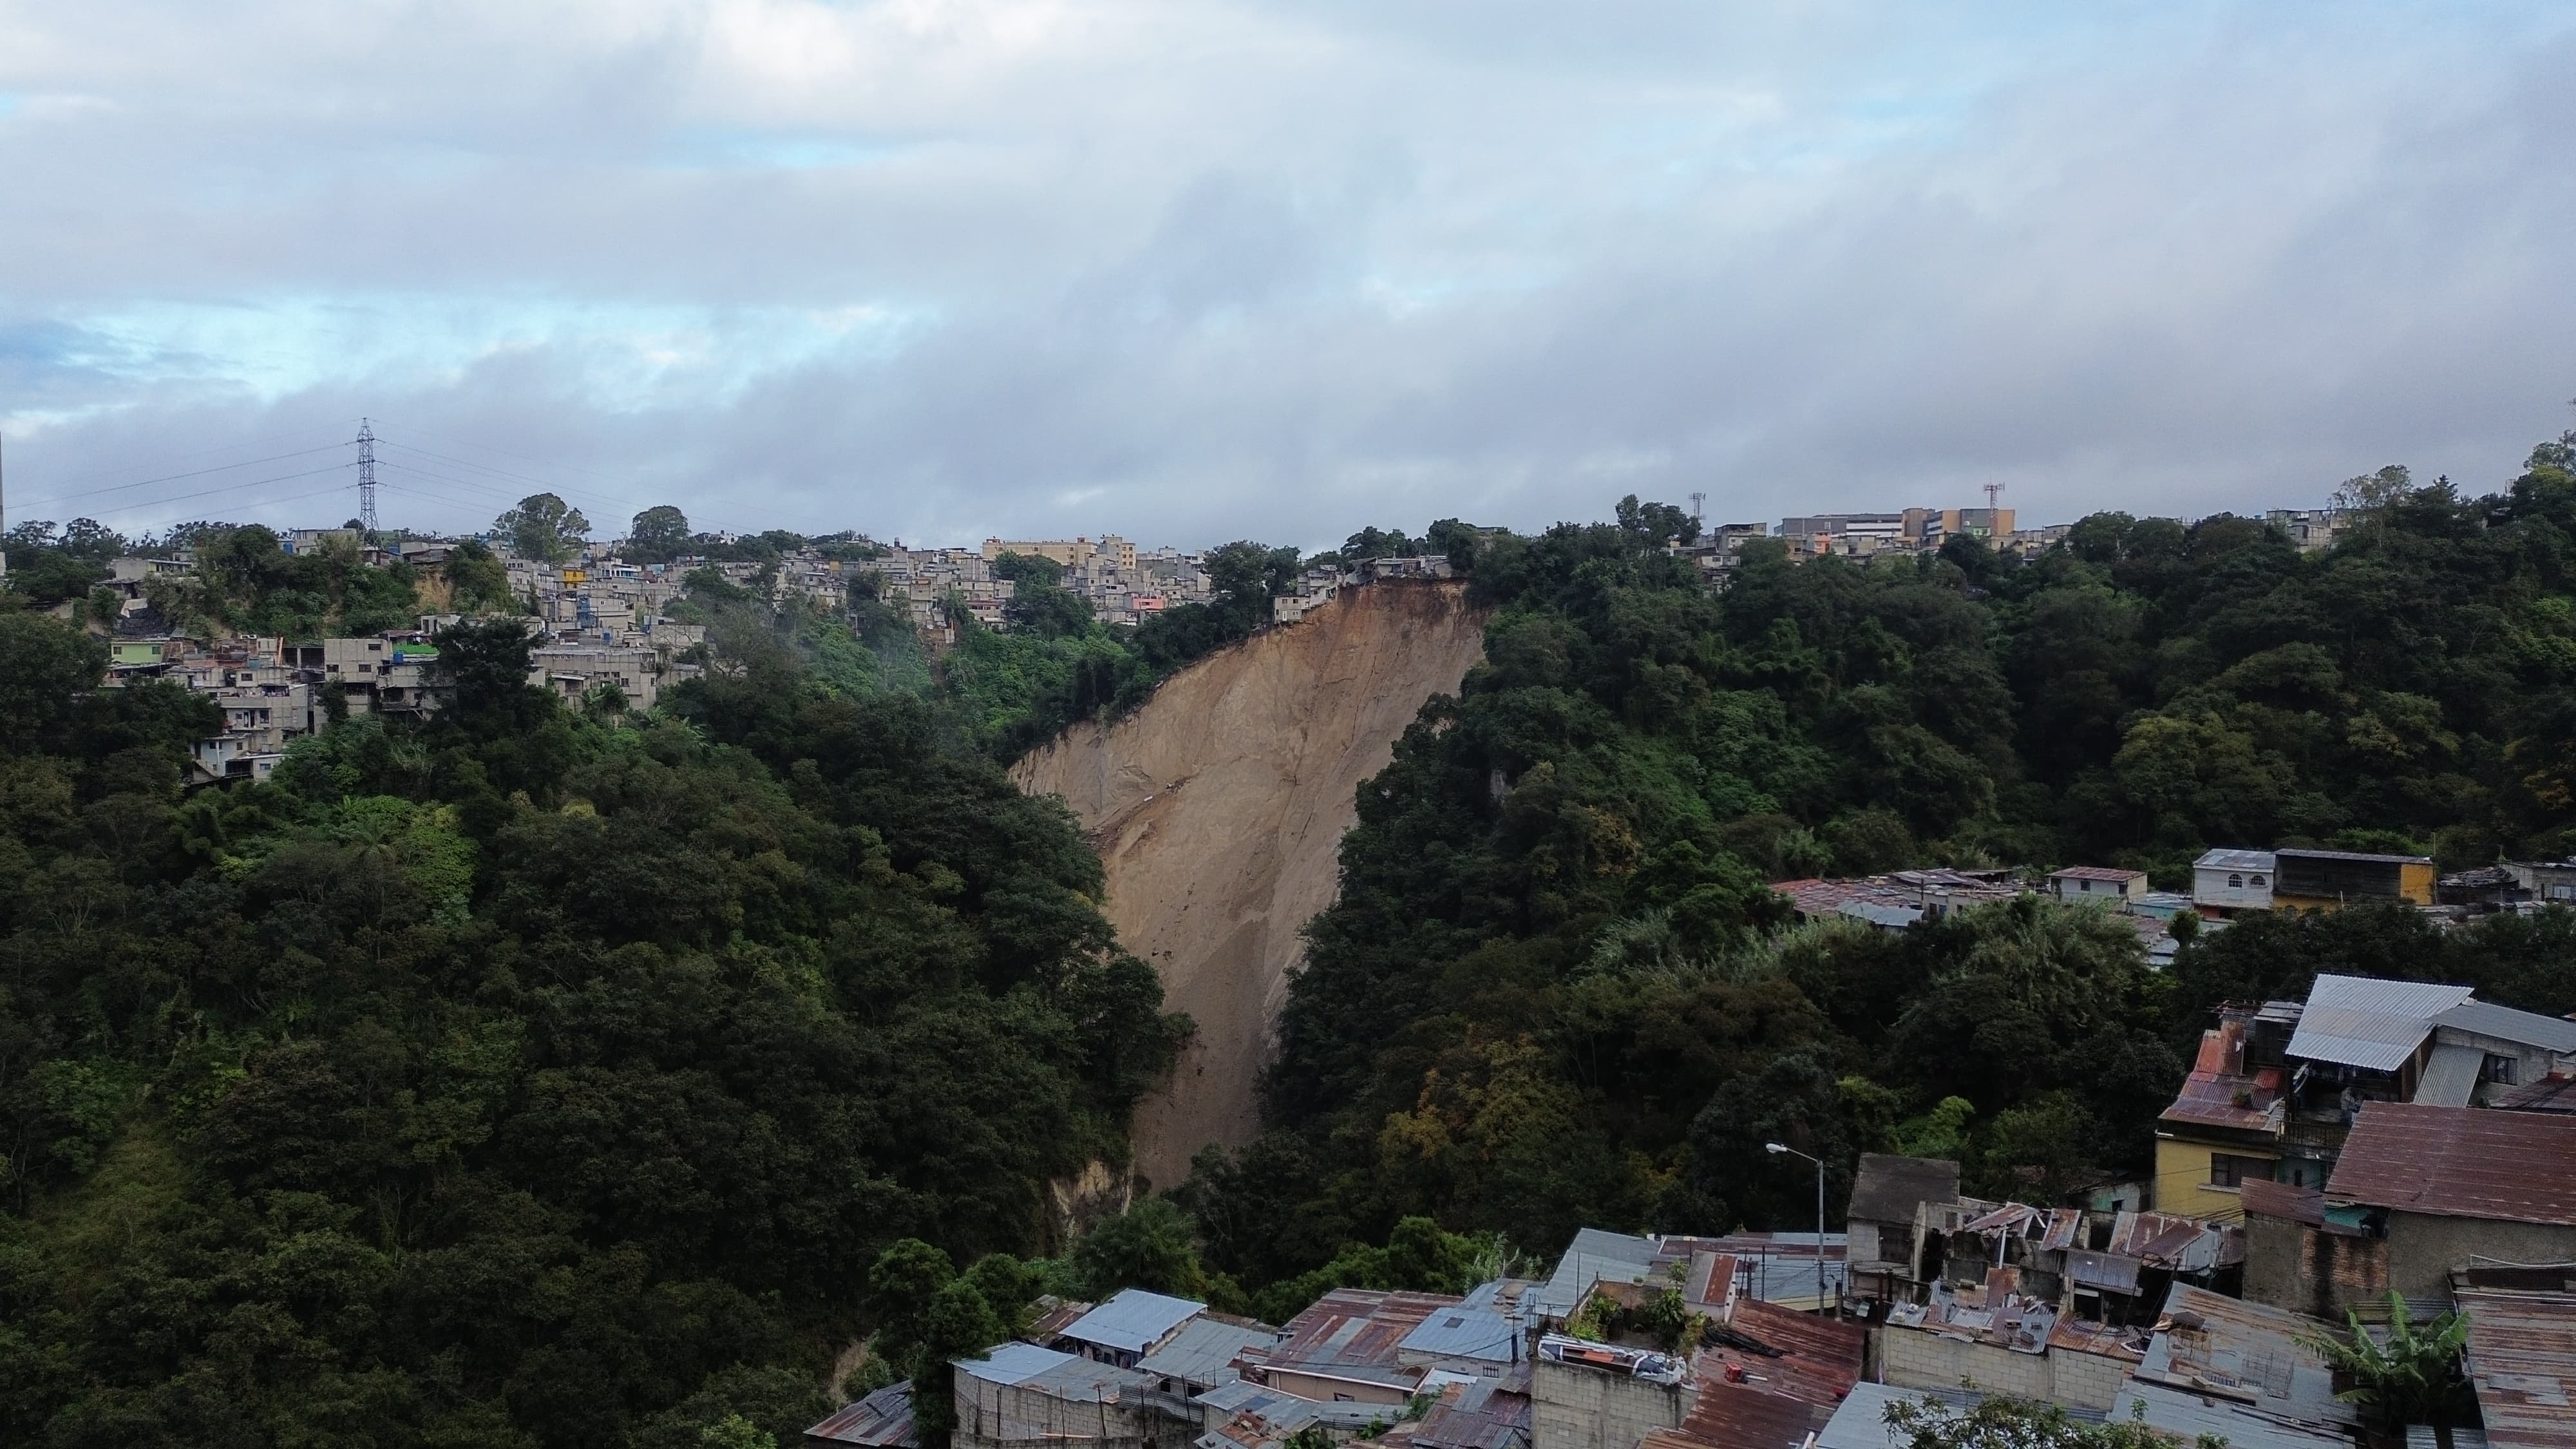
[356,418,379,536]
[1689,491,1706,522]
[1983,480,2005,512]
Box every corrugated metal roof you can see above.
[2414,1043,2485,1107]
[2195,848,2276,871]
[2456,1287,2576,1449]
[1271,1289,1463,1389]
[2136,1284,2353,1428]
[2436,1001,2576,1054]
[2065,1249,2142,1294]
[2114,1379,2355,1449]
[1817,1384,1980,1449]
[1704,1297,1864,1408]
[2276,847,2434,864]
[2239,1179,2325,1226]
[2494,1076,2576,1113]
[806,1382,917,1447]
[2052,866,2147,882]
[1410,1378,1532,1449]
[2286,974,2474,1072]
[1396,1296,1519,1363]
[1138,1316,1280,1389]
[958,1341,1088,1387]
[1063,1289,1206,1354]
[1534,1229,1659,1320]
[2327,1101,2576,1226]
[2161,1012,2287,1132]
[1669,1381,1828,1449]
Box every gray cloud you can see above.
[3,1,2572,549]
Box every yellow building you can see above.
[980,535,1135,571]
[2269,848,2435,912]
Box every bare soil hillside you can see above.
[1011,580,1488,1190]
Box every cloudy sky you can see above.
[5,1,2573,551]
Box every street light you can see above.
[1765,1142,1827,1314]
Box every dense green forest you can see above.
[0,614,1185,1446]
[1187,437,2576,1300]
[8,439,2576,1444]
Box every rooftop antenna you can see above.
[1983,481,2005,513]
[356,418,379,537]
[1689,491,1706,522]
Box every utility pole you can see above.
[1766,1141,1829,1313]
[356,417,379,538]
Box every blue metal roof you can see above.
[1534,1230,1658,1320]
[957,1341,1082,1385]
[1062,1288,1206,1354]
[1396,1295,1519,1363]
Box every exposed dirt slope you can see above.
[1012,581,1488,1190]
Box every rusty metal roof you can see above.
[2494,1076,2576,1113]
[2137,1284,2353,1428]
[1667,1381,1831,1449]
[807,1382,917,1447]
[1269,1289,1462,1390]
[1408,1378,1531,1449]
[2456,1287,2576,1449]
[2239,1179,2325,1226]
[2052,866,2147,882]
[2161,1013,2286,1133]
[2327,1101,2576,1226]
[1703,1296,1864,1408]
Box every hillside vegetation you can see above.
[0,619,1183,1447]
[7,439,2576,1444]
[1179,440,2576,1297]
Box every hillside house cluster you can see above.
[816,961,2576,1449]
[2156,972,2576,1215]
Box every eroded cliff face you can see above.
[1012,580,1488,1191]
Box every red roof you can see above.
[1698,1298,1862,1408]
[2326,1102,2576,1226]
[2159,1014,2284,1133]
[1665,1381,1828,1449]
[2051,866,2146,882]
[2238,1179,2324,1226]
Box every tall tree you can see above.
[496,493,591,563]
[628,505,692,564]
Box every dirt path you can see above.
[1012,582,1488,1191]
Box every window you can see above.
[2250,874,2268,887]
[2485,1054,2521,1086]
[2209,1153,2272,1189]
[2228,874,2244,888]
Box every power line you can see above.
[38,461,359,520]
[107,479,372,531]
[369,433,636,516]
[30,421,357,489]
[9,442,353,511]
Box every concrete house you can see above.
[2315,1102,2576,1310]
[1842,1153,1959,1309]
[2190,849,2275,914]
[2045,866,2148,907]
[951,1342,1195,1449]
